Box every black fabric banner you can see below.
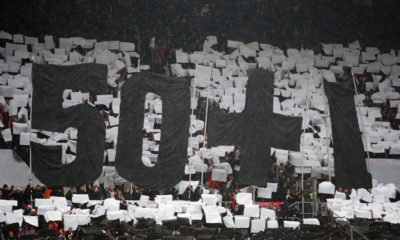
[115,72,190,189]
[324,80,372,189]
[31,64,108,187]
[207,69,302,186]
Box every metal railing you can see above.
[288,201,314,219]
[335,218,369,240]
[285,216,302,222]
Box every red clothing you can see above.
[0,108,4,124]
[229,193,236,209]
[157,46,166,58]
[207,168,221,190]
[48,221,59,234]
[45,189,52,198]
[8,116,12,130]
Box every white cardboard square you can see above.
[244,204,259,218]
[234,216,250,228]
[267,220,279,229]
[23,216,38,227]
[44,210,62,222]
[260,208,276,221]
[319,181,335,194]
[251,219,266,233]
[236,193,253,205]
[303,218,320,225]
[284,220,300,229]
[72,194,89,204]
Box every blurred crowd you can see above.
[1,0,400,238]
[1,0,400,68]
[1,174,399,239]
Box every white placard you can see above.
[203,206,221,224]
[211,168,227,182]
[267,220,279,229]
[244,204,260,218]
[223,215,235,228]
[284,220,300,229]
[267,183,278,192]
[251,219,266,233]
[260,208,276,221]
[51,197,68,209]
[34,198,53,208]
[1,129,12,142]
[19,132,30,146]
[236,193,253,205]
[202,194,218,206]
[257,187,272,199]
[334,191,347,200]
[72,194,89,204]
[63,215,78,231]
[23,216,38,227]
[319,181,335,194]
[195,65,211,88]
[234,215,250,228]
[303,218,320,225]
[44,210,62,222]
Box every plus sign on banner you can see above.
[31,64,371,189]
[207,69,303,186]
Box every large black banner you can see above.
[115,72,191,189]
[207,69,303,186]
[31,64,108,187]
[30,64,371,190]
[324,80,372,189]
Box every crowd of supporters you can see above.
[1,171,399,239]
[1,0,400,239]
[2,1,400,51]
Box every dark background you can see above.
[1,0,399,52]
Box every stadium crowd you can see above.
[0,172,399,239]
[1,0,400,239]
[1,31,400,239]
